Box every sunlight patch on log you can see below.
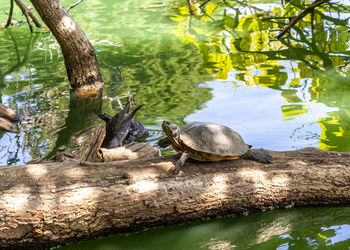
[130,178,159,193]
[59,185,100,206]
[0,185,29,211]
[151,161,174,171]
[201,173,229,200]
[64,167,85,179]
[238,169,290,189]
[26,164,47,178]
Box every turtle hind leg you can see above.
[245,149,272,163]
[168,151,191,175]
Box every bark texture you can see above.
[0,104,21,132]
[0,148,350,249]
[29,0,103,95]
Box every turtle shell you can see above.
[179,122,249,160]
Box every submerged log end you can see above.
[73,80,103,97]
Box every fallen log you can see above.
[0,147,350,249]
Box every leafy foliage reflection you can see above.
[169,0,350,151]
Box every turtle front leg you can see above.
[245,149,272,163]
[168,152,191,175]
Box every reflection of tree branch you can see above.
[277,0,330,39]
[0,31,39,88]
[67,0,84,12]
[327,1,348,12]
[201,10,239,37]
[223,0,263,12]
[45,93,102,159]
[337,61,350,70]
[200,0,212,9]
[118,67,126,86]
[7,30,21,63]
[262,16,293,21]
[5,0,14,28]
[290,25,333,68]
[7,33,38,74]
[187,0,194,15]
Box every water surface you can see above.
[1,0,350,248]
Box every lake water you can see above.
[1,0,350,248]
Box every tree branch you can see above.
[4,0,14,28]
[67,0,84,12]
[276,0,330,39]
[13,0,42,32]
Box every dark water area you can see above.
[1,0,350,248]
[60,206,350,249]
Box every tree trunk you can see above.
[0,147,350,249]
[29,0,103,95]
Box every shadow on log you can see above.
[0,147,350,248]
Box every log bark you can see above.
[29,0,103,95]
[0,147,350,249]
[0,104,21,132]
[0,104,21,122]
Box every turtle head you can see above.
[162,121,181,145]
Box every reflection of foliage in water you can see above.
[169,0,350,151]
[0,0,212,164]
[0,27,70,164]
[99,39,212,126]
[75,0,214,125]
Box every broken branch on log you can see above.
[0,147,350,249]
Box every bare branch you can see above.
[27,7,42,27]
[5,0,14,28]
[14,0,42,32]
[67,0,84,12]
[277,0,330,39]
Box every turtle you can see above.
[162,121,272,175]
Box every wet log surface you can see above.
[0,147,350,249]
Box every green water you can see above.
[61,206,350,250]
[1,0,350,248]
